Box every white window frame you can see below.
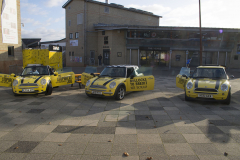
[69,33,73,39]
[75,32,79,39]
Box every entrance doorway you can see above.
[103,49,110,65]
[140,50,168,66]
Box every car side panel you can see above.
[51,72,75,87]
[176,74,188,90]
[0,74,16,87]
[81,72,95,86]
[126,75,154,91]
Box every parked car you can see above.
[81,65,155,100]
[176,66,232,104]
[0,64,75,96]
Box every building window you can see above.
[75,32,79,39]
[104,36,108,44]
[69,33,73,39]
[104,7,109,13]
[234,55,238,60]
[102,31,105,35]
[77,13,83,25]
[8,46,14,56]
[68,20,71,26]
[72,52,74,56]
[69,52,71,56]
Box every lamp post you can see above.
[199,0,202,65]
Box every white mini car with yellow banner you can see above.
[0,64,75,96]
[176,66,232,104]
[81,65,155,100]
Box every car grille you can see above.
[194,88,218,92]
[90,85,107,89]
[19,83,38,86]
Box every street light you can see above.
[199,0,202,65]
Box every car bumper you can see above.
[186,90,228,100]
[85,88,115,97]
[12,86,47,94]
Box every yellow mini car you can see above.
[0,64,75,96]
[176,66,232,104]
[82,65,155,100]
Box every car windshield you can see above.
[21,66,49,76]
[100,67,126,77]
[192,68,227,79]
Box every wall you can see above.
[65,0,159,67]
[0,0,22,73]
[65,0,85,67]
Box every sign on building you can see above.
[1,0,18,44]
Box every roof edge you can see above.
[62,0,72,8]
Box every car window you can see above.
[100,67,126,77]
[179,67,190,77]
[192,68,227,79]
[127,68,134,77]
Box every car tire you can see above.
[45,82,53,95]
[115,86,125,100]
[185,91,190,101]
[223,89,231,105]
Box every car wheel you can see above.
[45,82,53,95]
[185,91,190,101]
[115,86,125,100]
[223,89,231,105]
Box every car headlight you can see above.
[12,80,18,86]
[186,82,193,90]
[40,79,47,85]
[109,81,116,89]
[221,83,228,91]
[86,80,90,87]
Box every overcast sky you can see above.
[21,0,240,42]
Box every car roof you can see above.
[197,66,225,69]
[106,65,138,68]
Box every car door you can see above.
[0,74,16,87]
[125,67,155,92]
[126,75,155,91]
[176,67,190,90]
[51,71,75,87]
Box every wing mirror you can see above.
[182,74,188,78]
[54,72,58,76]
[11,73,16,77]
[130,75,135,79]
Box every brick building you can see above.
[63,0,240,68]
[0,0,22,73]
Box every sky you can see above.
[21,0,240,42]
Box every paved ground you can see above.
[0,69,240,160]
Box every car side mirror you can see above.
[182,74,188,78]
[130,75,134,79]
[90,73,95,77]
[11,73,16,77]
[54,72,58,76]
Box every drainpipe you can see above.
[138,49,139,66]
[84,1,87,65]
[225,52,227,67]
[130,49,132,65]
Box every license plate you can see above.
[198,94,213,98]
[22,89,34,92]
[92,91,102,95]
